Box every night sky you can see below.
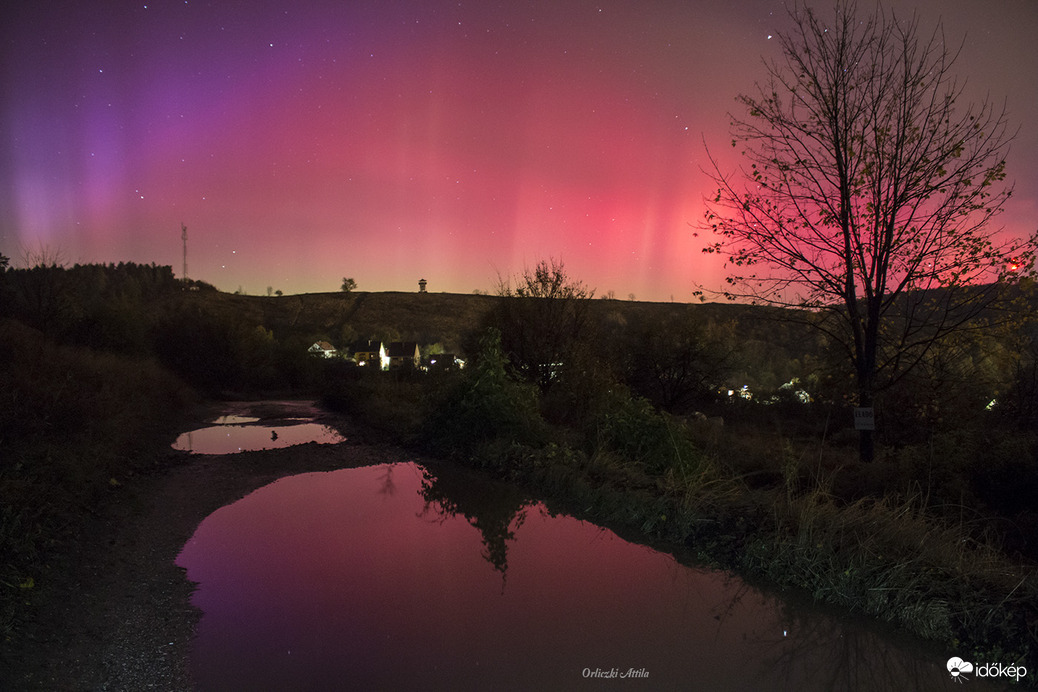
[2,1,1036,300]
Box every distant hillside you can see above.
[164,289,821,369]
[164,290,502,351]
[3,262,1027,398]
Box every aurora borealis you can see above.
[2,0,1036,299]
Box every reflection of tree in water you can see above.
[417,461,533,584]
[376,464,397,497]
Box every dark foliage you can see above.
[490,259,594,393]
[1,262,179,348]
[621,311,737,413]
[421,328,546,456]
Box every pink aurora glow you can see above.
[2,1,1035,300]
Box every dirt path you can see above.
[4,402,409,691]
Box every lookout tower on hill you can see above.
[418,278,427,293]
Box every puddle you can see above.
[178,462,963,691]
[173,403,345,454]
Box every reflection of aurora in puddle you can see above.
[178,461,965,691]
[212,415,260,425]
[172,421,344,454]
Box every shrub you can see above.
[422,328,545,456]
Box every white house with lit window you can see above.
[308,340,337,358]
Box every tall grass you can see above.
[723,425,1038,671]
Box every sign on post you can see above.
[853,407,875,431]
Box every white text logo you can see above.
[947,656,1027,683]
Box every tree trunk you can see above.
[859,423,875,464]
[858,370,876,464]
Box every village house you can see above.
[350,339,387,369]
[386,341,421,369]
[308,340,337,358]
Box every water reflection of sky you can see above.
[171,422,344,454]
[177,462,956,691]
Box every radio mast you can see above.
[181,222,188,282]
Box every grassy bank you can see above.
[321,330,1038,683]
[0,319,196,647]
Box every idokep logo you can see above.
[947,656,1028,684]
